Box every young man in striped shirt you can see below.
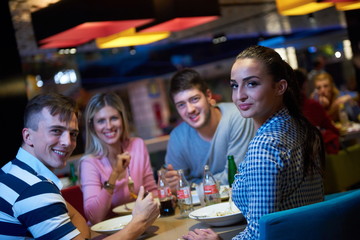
[0,92,158,239]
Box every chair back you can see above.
[61,185,87,221]
[325,143,360,193]
[259,189,360,240]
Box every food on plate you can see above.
[195,205,240,218]
[215,208,240,216]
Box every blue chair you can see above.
[259,189,360,240]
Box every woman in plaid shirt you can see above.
[183,46,325,240]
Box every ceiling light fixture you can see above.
[37,20,154,49]
[96,28,170,49]
[32,0,220,49]
[276,0,334,15]
[138,0,220,33]
[335,1,360,11]
[318,0,360,11]
[31,0,155,49]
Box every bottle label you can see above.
[204,184,218,194]
[158,187,172,199]
[177,187,190,199]
[158,189,166,199]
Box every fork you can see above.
[127,167,137,199]
[124,203,132,211]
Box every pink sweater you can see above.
[80,137,157,224]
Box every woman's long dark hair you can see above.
[236,46,325,177]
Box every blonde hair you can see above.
[314,72,339,101]
[83,92,130,157]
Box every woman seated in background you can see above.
[294,69,340,154]
[312,72,360,122]
[183,46,325,240]
[80,92,157,225]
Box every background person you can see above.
[80,92,157,224]
[183,46,325,240]
[295,68,340,154]
[164,68,255,192]
[307,55,327,96]
[312,72,360,122]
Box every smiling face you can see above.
[93,105,123,146]
[173,88,212,130]
[22,108,79,170]
[230,58,287,128]
[315,77,332,100]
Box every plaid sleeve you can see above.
[233,138,282,240]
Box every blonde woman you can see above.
[80,92,157,224]
[313,72,357,121]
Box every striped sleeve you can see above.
[14,181,79,239]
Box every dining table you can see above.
[91,206,247,240]
[338,122,360,149]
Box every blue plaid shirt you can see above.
[232,108,324,240]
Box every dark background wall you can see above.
[345,9,360,92]
[0,0,27,166]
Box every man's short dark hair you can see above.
[169,68,209,102]
[24,92,78,130]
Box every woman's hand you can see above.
[132,186,160,229]
[318,95,330,108]
[105,152,131,194]
[182,228,221,240]
[114,152,131,180]
[108,186,160,240]
[335,94,353,106]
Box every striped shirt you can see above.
[232,108,324,240]
[0,148,80,239]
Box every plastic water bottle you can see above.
[157,169,175,216]
[177,169,194,217]
[202,165,221,206]
[227,155,237,188]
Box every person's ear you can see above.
[277,79,288,96]
[22,128,34,147]
[205,89,213,101]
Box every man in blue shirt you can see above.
[164,69,255,192]
[0,92,158,239]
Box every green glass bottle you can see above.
[69,162,78,186]
[227,155,237,188]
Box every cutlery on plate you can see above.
[127,167,137,199]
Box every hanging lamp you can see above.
[276,0,334,15]
[31,0,155,49]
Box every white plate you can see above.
[91,215,132,235]
[189,202,244,227]
[112,201,136,214]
